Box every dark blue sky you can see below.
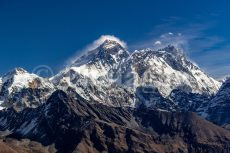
[0,0,230,78]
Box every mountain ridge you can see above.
[0,90,230,153]
[0,38,230,152]
[0,39,225,123]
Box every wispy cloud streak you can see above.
[65,35,127,67]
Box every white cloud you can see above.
[154,41,161,45]
[85,35,127,51]
[152,32,188,50]
[66,35,127,66]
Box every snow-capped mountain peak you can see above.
[62,39,130,81]
[159,45,184,57]
[100,39,124,50]
[1,68,37,92]
[0,37,222,113]
[72,39,129,67]
[51,39,133,106]
[116,45,221,97]
[52,41,221,110]
[0,67,54,110]
[1,67,53,92]
[2,67,28,79]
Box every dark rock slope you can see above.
[205,78,230,126]
[0,90,230,153]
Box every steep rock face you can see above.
[135,86,175,110]
[0,91,230,153]
[134,108,230,153]
[0,68,54,110]
[203,78,230,126]
[169,88,211,112]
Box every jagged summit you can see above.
[116,45,220,97]
[220,77,230,90]
[99,39,125,50]
[3,67,28,78]
[72,39,129,67]
[92,35,127,49]
[12,67,28,73]
[0,67,54,110]
[158,45,184,56]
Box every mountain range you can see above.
[0,38,230,153]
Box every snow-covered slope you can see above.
[70,39,130,79]
[52,39,221,109]
[0,68,54,110]
[0,38,221,112]
[116,45,220,97]
[52,40,134,106]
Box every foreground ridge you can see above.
[0,90,229,153]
